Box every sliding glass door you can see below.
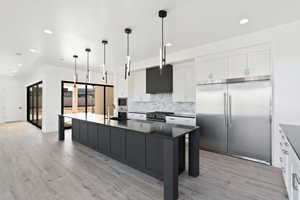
[27,81,43,128]
[61,81,114,128]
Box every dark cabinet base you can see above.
[71,118,185,180]
[58,116,200,200]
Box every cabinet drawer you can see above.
[166,116,196,126]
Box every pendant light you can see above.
[158,10,167,72]
[73,55,78,87]
[101,40,108,83]
[85,48,91,83]
[124,28,132,79]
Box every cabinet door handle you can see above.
[229,95,232,126]
[224,93,228,126]
[285,142,289,147]
[293,173,300,190]
[282,149,289,155]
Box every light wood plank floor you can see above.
[0,122,287,200]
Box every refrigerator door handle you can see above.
[229,95,232,126]
[224,92,227,125]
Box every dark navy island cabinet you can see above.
[59,114,200,200]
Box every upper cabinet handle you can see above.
[293,173,300,190]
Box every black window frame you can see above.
[61,80,114,116]
[26,81,43,129]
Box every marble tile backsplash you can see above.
[128,93,195,115]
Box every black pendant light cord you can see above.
[127,33,130,77]
[73,55,78,87]
[159,10,167,73]
[124,28,132,80]
[101,40,108,83]
[162,17,164,65]
[85,48,91,83]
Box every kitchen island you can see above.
[58,113,200,200]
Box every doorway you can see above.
[61,81,114,128]
[27,81,43,129]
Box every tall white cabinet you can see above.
[128,69,150,102]
[195,44,271,83]
[173,61,196,102]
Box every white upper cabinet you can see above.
[248,49,270,76]
[128,69,150,102]
[173,61,196,102]
[228,45,270,78]
[228,51,248,78]
[195,44,271,82]
[195,54,228,83]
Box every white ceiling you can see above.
[1,0,300,76]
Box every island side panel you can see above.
[189,130,200,177]
[58,115,65,141]
[164,138,179,200]
[72,118,80,142]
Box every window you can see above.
[61,81,114,128]
[27,81,43,128]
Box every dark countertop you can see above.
[128,111,147,114]
[280,124,300,160]
[169,114,196,118]
[61,113,199,139]
[128,111,196,118]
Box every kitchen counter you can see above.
[280,124,300,160]
[62,113,199,139]
[58,113,200,200]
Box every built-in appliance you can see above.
[146,65,173,94]
[146,111,174,122]
[196,76,272,164]
[117,97,128,120]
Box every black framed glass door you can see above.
[61,81,114,128]
[27,81,43,128]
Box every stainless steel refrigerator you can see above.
[196,76,271,163]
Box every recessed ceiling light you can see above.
[240,18,249,25]
[17,64,23,67]
[29,48,37,53]
[166,42,173,47]
[43,29,53,35]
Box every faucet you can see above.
[107,104,115,119]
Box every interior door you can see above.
[227,81,271,163]
[196,83,228,153]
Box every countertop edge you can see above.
[280,124,300,161]
[60,114,199,139]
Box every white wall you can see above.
[124,20,300,167]
[0,75,25,123]
[23,65,115,133]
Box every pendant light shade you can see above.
[158,10,167,72]
[85,48,91,83]
[73,55,78,87]
[124,28,132,80]
[102,40,108,83]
